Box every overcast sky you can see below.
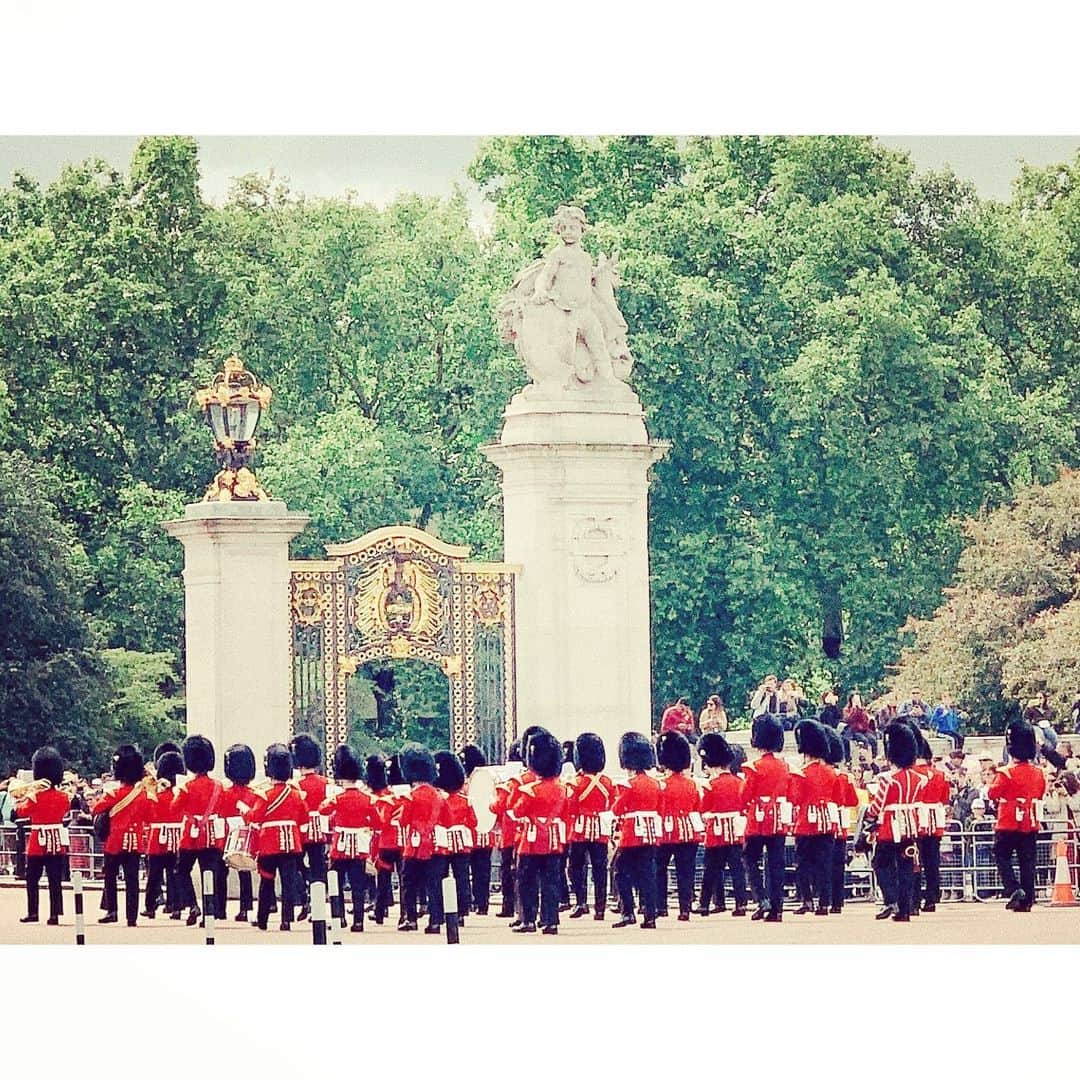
[1,136,1077,214]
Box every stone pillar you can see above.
[163,501,309,771]
[483,396,668,762]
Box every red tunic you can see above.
[701,773,745,847]
[15,788,71,856]
[320,785,378,860]
[436,791,478,855]
[174,774,227,851]
[612,772,662,848]
[740,753,792,836]
[246,782,307,855]
[298,772,329,844]
[914,763,950,838]
[511,777,569,855]
[988,762,1046,833]
[866,767,926,843]
[832,772,859,838]
[658,771,703,844]
[491,777,521,849]
[566,771,617,842]
[398,783,444,859]
[144,788,185,856]
[369,788,403,856]
[790,760,837,836]
[92,784,151,855]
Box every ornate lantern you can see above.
[194,356,273,502]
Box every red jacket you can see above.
[866,767,926,843]
[15,787,71,856]
[511,777,569,855]
[612,772,662,848]
[398,783,444,859]
[833,772,859,838]
[320,785,378,860]
[298,772,329,844]
[92,784,151,855]
[246,782,307,855]
[660,704,695,736]
[566,771,617,842]
[369,788,403,856]
[701,773,745,847]
[436,791,478,855]
[914,763,950,838]
[988,762,1046,833]
[492,772,533,848]
[658,771,703,844]
[740,753,792,836]
[144,787,186,856]
[174,774,227,851]
[790,760,836,836]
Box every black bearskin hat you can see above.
[751,714,785,753]
[156,751,185,787]
[224,744,256,785]
[730,745,747,775]
[527,731,563,779]
[461,744,487,777]
[334,744,361,783]
[697,733,734,770]
[657,730,692,772]
[366,755,389,791]
[434,750,466,793]
[519,725,551,768]
[884,723,917,770]
[401,744,437,785]
[507,739,523,764]
[574,732,606,774]
[153,740,182,765]
[1006,719,1038,763]
[31,746,64,787]
[113,745,144,785]
[387,754,404,787]
[795,719,829,760]
[823,728,845,767]
[618,731,656,773]
[290,733,322,771]
[265,743,293,782]
[182,735,215,775]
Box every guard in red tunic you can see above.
[790,720,836,916]
[461,745,495,915]
[491,740,524,919]
[509,731,569,934]
[612,731,661,929]
[321,745,378,931]
[396,744,444,933]
[988,719,1047,912]
[15,747,71,925]
[290,733,328,921]
[824,729,857,914]
[142,750,187,920]
[219,743,260,923]
[366,755,402,925]
[566,732,616,920]
[91,745,152,927]
[433,750,476,926]
[654,731,703,921]
[174,735,227,926]
[696,733,748,916]
[506,725,549,928]
[910,727,949,913]
[741,714,791,922]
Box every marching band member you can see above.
[15,747,70,926]
[911,728,949,914]
[366,754,402,925]
[741,714,791,922]
[988,719,1046,912]
[290,733,328,921]
[566,732,616,920]
[506,725,548,928]
[396,743,444,933]
[321,744,378,932]
[509,731,568,934]
[247,744,306,931]
[91,745,151,927]
[696,733,748,916]
[174,735,227,927]
[220,743,261,923]
[491,739,523,919]
[434,750,476,927]
[462,744,495,915]
[654,731,703,921]
[142,750,186,920]
[789,720,835,916]
[825,729,858,914]
[611,731,661,929]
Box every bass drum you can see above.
[466,766,499,836]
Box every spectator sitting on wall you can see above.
[930,693,964,750]
[842,692,877,762]
[1070,691,1080,732]
[900,687,932,728]
[750,674,780,718]
[698,695,728,734]
[660,698,695,739]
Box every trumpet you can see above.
[7,777,52,800]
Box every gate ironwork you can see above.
[289,526,517,762]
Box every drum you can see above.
[224,823,258,871]
[467,766,499,836]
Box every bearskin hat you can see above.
[31,746,64,787]
[884,723,917,770]
[401,744,436,785]
[153,740,182,765]
[730,745,747,775]
[334,744,361,783]
[265,743,293,782]
[365,755,389,791]
[434,750,466,793]
[574,732,606,774]
[290,733,322,771]
[224,743,256,785]
[182,734,215,775]
[795,719,829,761]
[657,730,692,772]
[914,729,933,762]
[823,728,845,767]
[527,731,563,779]
[461,744,487,777]
[751,714,785,753]
[519,725,551,768]
[1006,719,1038,763]
[507,739,523,764]
[387,754,404,786]
[156,751,185,787]
[113,745,144,785]
[697,732,734,770]
[618,731,656,773]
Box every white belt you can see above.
[157,823,183,840]
[333,826,372,857]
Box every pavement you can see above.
[3,884,1078,945]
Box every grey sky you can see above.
[0,136,1077,210]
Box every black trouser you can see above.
[700,845,747,910]
[144,853,179,913]
[994,830,1037,905]
[26,854,66,919]
[616,845,657,920]
[236,870,253,914]
[917,835,941,906]
[102,851,141,923]
[795,834,833,909]
[559,851,571,906]
[498,845,516,915]
[655,842,698,914]
[469,846,492,912]
[743,834,785,913]
[299,842,327,904]
[831,838,847,910]
[374,849,400,920]
[176,847,226,916]
[874,840,915,916]
[256,854,300,926]
[331,858,367,926]
[401,856,443,925]
[568,840,608,911]
[442,852,472,918]
[518,853,562,927]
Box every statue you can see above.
[498,206,636,402]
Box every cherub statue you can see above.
[498,206,635,398]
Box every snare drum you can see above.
[224,823,258,871]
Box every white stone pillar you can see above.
[163,501,309,771]
[483,396,668,763]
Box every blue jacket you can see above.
[931,705,960,736]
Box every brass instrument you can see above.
[903,841,921,873]
[7,778,51,800]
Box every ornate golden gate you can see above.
[288,526,517,762]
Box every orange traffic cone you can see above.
[1050,839,1078,907]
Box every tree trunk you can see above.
[821,583,843,661]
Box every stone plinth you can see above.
[483,393,668,762]
[163,501,309,770]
